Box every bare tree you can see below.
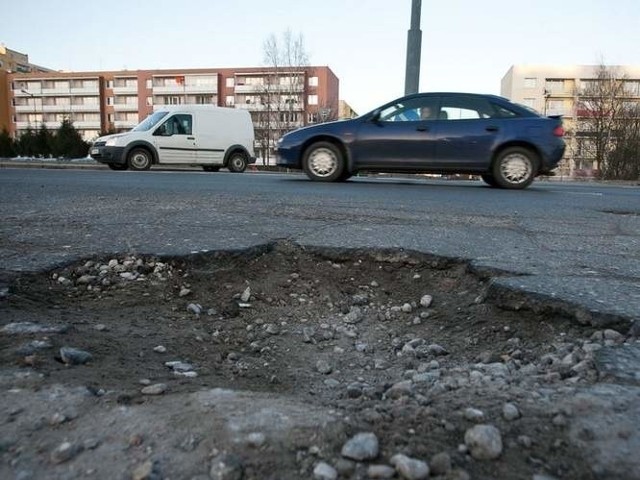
[576,64,626,175]
[258,30,310,164]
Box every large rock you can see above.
[464,425,503,460]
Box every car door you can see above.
[152,114,196,164]
[353,95,440,170]
[432,96,501,170]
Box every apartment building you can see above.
[501,65,640,176]
[4,66,339,158]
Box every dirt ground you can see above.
[0,242,614,479]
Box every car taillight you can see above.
[553,125,565,137]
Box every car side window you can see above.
[378,97,440,122]
[440,96,494,121]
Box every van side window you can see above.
[157,114,193,135]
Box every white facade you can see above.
[501,65,640,176]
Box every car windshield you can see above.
[132,111,169,132]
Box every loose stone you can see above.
[464,425,503,460]
[240,286,251,303]
[390,453,430,480]
[430,452,452,476]
[141,383,167,395]
[341,432,379,461]
[59,347,93,365]
[316,360,333,375]
[367,465,396,479]
[313,461,338,480]
[50,441,83,464]
[420,295,433,308]
[464,407,485,422]
[503,402,521,421]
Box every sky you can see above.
[3,0,639,114]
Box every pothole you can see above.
[0,241,626,480]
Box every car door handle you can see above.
[416,126,430,132]
[485,126,499,132]
[187,136,195,140]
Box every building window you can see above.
[308,95,318,105]
[226,96,235,106]
[226,77,235,88]
[146,79,152,89]
[524,78,537,88]
[107,80,114,88]
[146,97,153,106]
[308,76,318,87]
[107,97,114,106]
[545,79,564,93]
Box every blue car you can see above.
[276,92,566,189]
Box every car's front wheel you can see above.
[127,148,152,171]
[492,147,538,189]
[302,141,345,182]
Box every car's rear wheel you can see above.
[480,174,498,187]
[127,148,152,171]
[492,147,538,189]
[302,141,344,182]
[108,163,128,171]
[227,152,247,173]
[202,165,220,172]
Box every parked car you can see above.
[90,105,255,172]
[276,93,566,189]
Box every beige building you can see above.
[339,100,358,119]
[5,66,339,160]
[501,65,640,176]
[0,45,51,74]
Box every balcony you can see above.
[14,105,39,113]
[112,86,138,94]
[235,102,303,112]
[152,84,217,94]
[72,121,102,129]
[113,103,139,111]
[235,84,304,94]
[114,120,138,128]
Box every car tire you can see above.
[202,166,221,172]
[480,174,498,187]
[227,152,247,173]
[127,148,152,171]
[108,163,128,171]
[302,141,344,182]
[492,147,538,189]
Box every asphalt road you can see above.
[1,168,639,325]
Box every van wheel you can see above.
[203,166,220,172]
[127,148,152,171]
[227,153,247,173]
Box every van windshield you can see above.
[132,111,169,132]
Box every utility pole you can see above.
[404,0,422,95]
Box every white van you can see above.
[90,105,255,172]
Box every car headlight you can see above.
[105,137,118,147]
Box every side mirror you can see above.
[370,109,381,123]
